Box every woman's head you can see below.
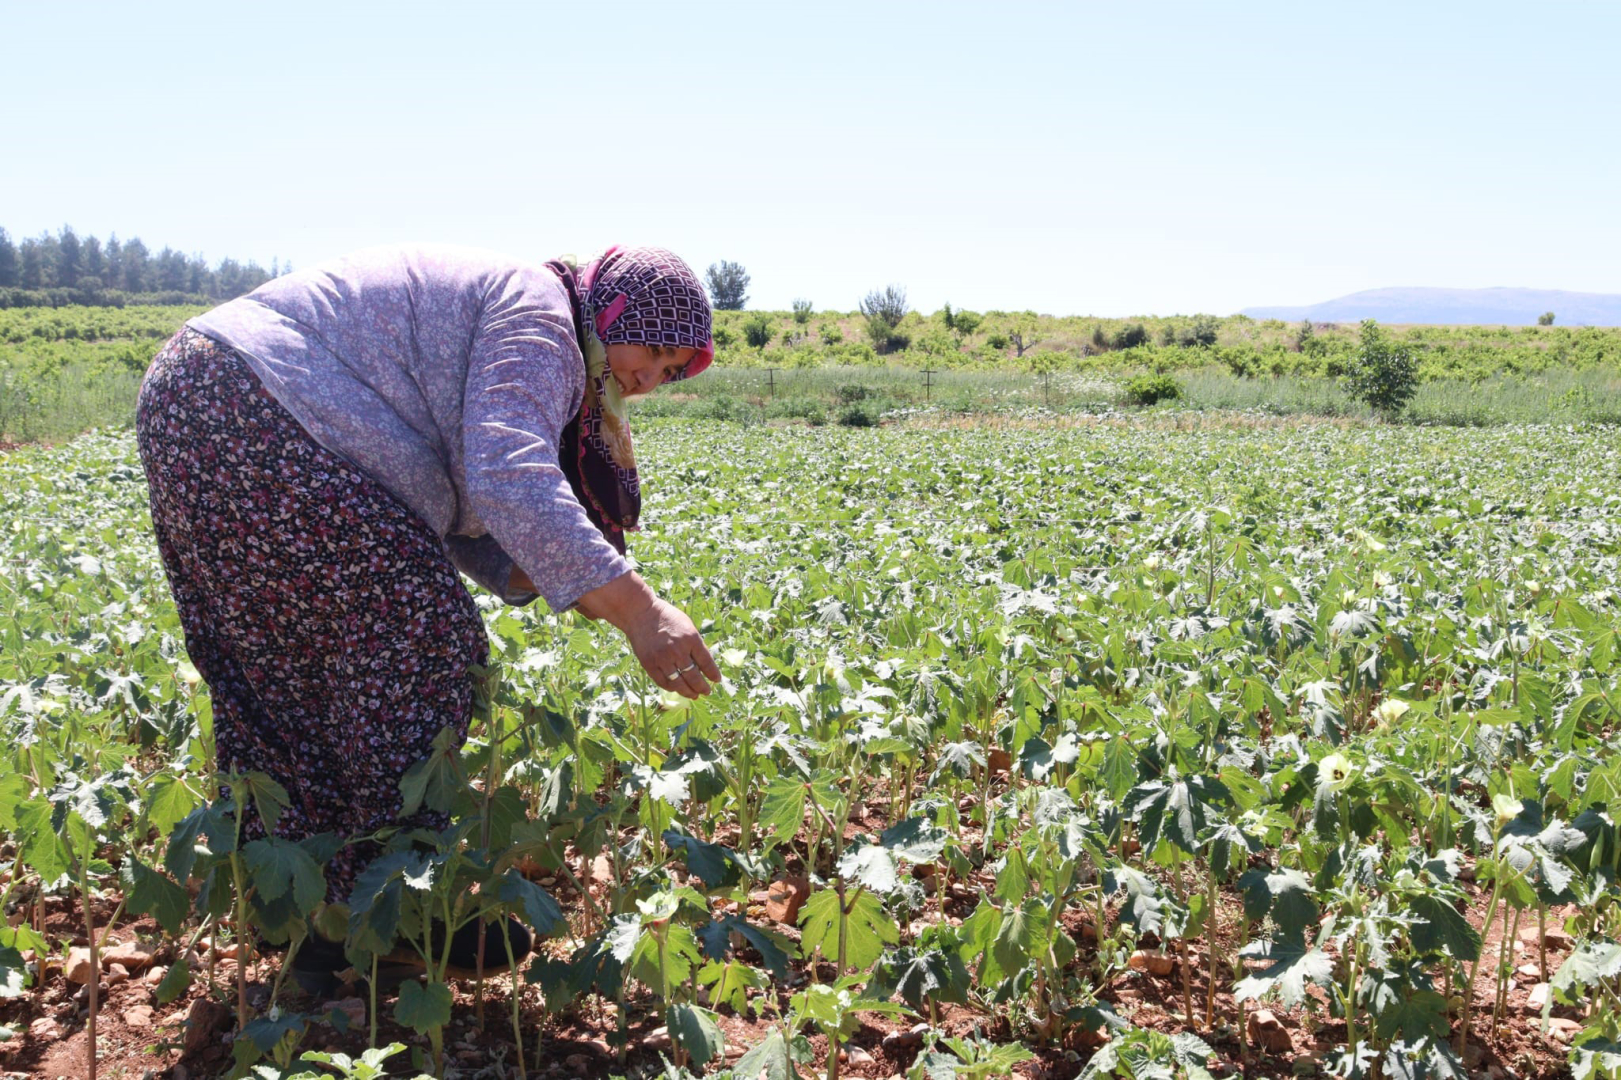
[582,247,713,394]
[604,343,700,397]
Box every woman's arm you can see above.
[508,566,720,699]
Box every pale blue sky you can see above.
[5,1,1617,316]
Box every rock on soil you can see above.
[1547,1018,1582,1043]
[103,940,157,970]
[124,1004,154,1027]
[321,997,366,1028]
[765,876,811,924]
[1128,950,1174,976]
[183,996,233,1057]
[65,946,96,984]
[1247,1009,1294,1054]
[1526,982,1550,1012]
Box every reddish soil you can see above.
[0,792,1589,1080]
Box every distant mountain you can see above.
[1240,287,1621,327]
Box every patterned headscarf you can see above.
[546,246,714,552]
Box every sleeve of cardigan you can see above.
[443,534,538,606]
[460,287,631,612]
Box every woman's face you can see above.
[605,343,698,397]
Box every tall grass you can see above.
[6,360,1621,447]
[1165,366,1621,425]
[0,364,147,443]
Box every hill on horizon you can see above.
[1241,287,1621,327]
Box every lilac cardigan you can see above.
[187,244,630,611]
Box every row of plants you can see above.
[2,403,1620,1080]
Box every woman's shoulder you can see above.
[295,243,557,291]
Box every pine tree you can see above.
[0,228,17,288]
[58,226,82,288]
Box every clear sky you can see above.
[5,1,1617,316]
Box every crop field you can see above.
[2,417,1621,1080]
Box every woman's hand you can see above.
[575,571,721,698]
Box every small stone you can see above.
[1517,962,1543,978]
[102,941,156,971]
[124,1004,154,1028]
[1291,1057,1319,1076]
[539,876,557,887]
[846,1047,876,1064]
[1460,1043,1485,1068]
[1547,1018,1582,1043]
[321,997,366,1028]
[883,1024,927,1052]
[1128,950,1174,976]
[105,963,130,985]
[144,965,168,985]
[183,997,233,1057]
[457,1049,481,1063]
[29,1017,61,1040]
[1526,983,1550,1012]
[565,1053,591,1075]
[644,1025,672,1051]
[765,876,811,924]
[64,947,94,984]
[1247,1009,1293,1055]
[589,854,613,883]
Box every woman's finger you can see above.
[689,638,722,683]
[676,663,711,698]
[646,653,704,699]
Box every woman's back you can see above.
[187,244,585,543]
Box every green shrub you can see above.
[690,394,761,423]
[1125,372,1182,406]
[838,400,881,427]
[1341,320,1418,419]
[863,320,910,354]
[742,312,774,350]
[1181,315,1220,348]
[771,396,828,425]
[942,304,982,337]
[792,299,813,324]
[819,322,843,346]
[860,285,909,355]
[712,323,736,349]
[985,331,1009,350]
[1111,323,1149,349]
[835,383,872,404]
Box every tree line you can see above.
[0,225,279,308]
